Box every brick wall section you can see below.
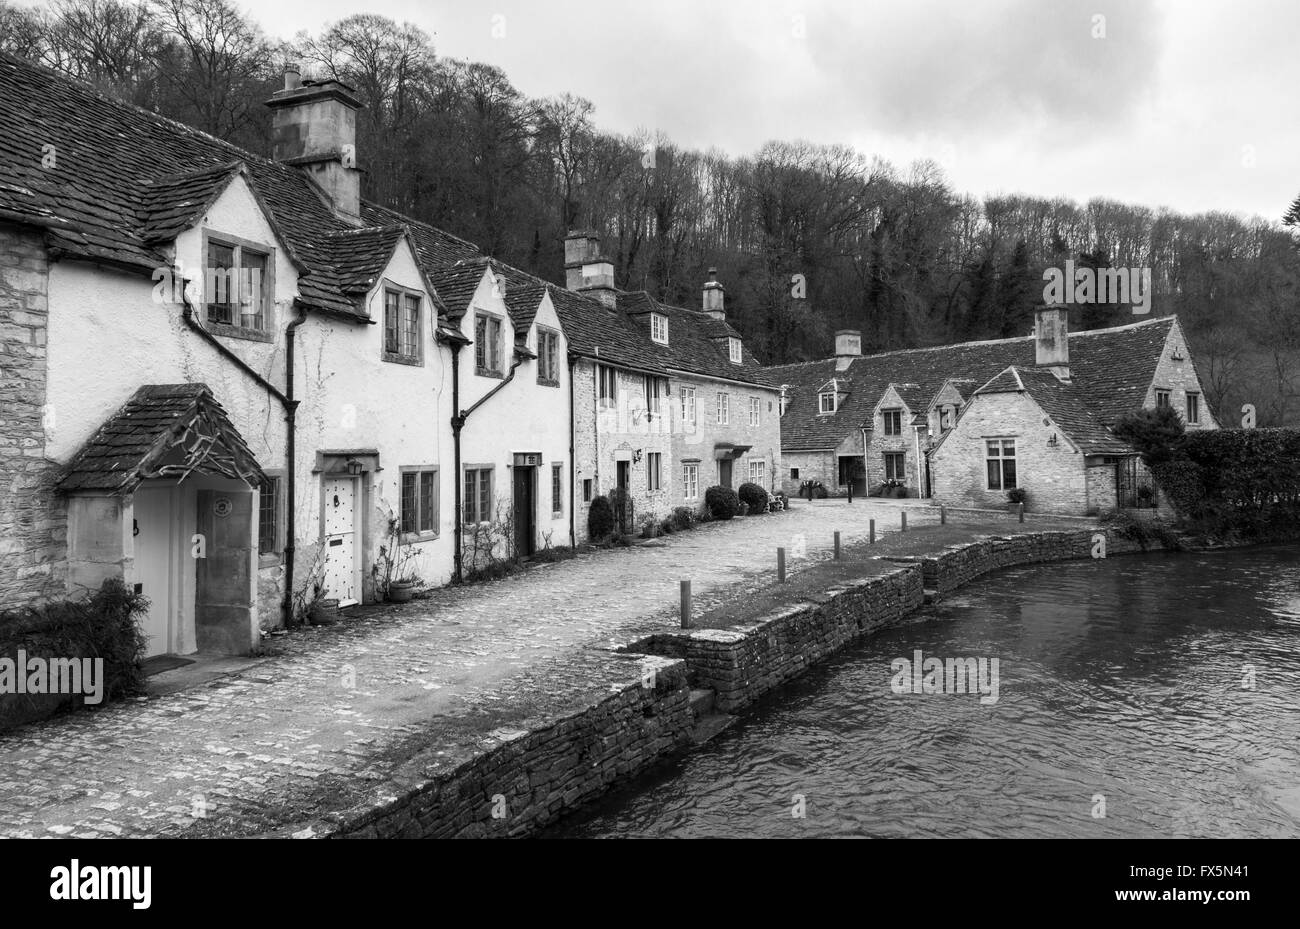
[0,224,66,606]
[325,660,693,838]
[633,565,925,713]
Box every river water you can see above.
[549,545,1300,838]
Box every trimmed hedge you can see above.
[704,485,740,520]
[1153,428,1300,536]
[737,482,769,514]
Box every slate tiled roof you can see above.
[0,51,768,383]
[769,317,1176,451]
[59,384,266,493]
[970,366,1134,455]
[615,291,772,388]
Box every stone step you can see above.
[690,712,736,745]
[923,588,943,604]
[688,688,716,718]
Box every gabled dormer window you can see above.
[728,337,742,364]
[818,392,837,414]
[651,313,668,345]
[383,287,423,365]
[204,232,271,338]
[475,311,503,376]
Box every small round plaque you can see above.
[213,497,233,518]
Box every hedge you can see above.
[737,482,769,514]
[704,485,740,520]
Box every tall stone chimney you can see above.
[835,329,861,372]
[703,268,725,320]
[1034,304,1070,381]
[564,230,617,309]
[266,67,364,225]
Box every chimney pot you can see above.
[284,65,301,92]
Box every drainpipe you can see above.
[449,344,463,583]
[567,353,576,548]
[446,338,525,583]
[283,303,308,625]
[181,296,299,629]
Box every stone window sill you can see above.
[383,352,423,367]
[258,551,283,569]
[537,377,560,388]
[476,368,504,379]
[208,319,272,343]
[401,530,439,543]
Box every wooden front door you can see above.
[195,489,253,654]
[719,458,733,489]
[322,477,358,605]
[513,466,535,557]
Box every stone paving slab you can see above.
[0,499,940,838]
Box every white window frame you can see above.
[681,386,697,426]
[749,396,760,427]
[819,392,837,414]
[716,392,730,425]
[537,327,561,385]
[651,313,669,345]
[985,439,1017,491]
[749,459,766,485]
[682,463,699,500]
[598,365,618,407]
[728,337,742,364]
[474,312,504,376]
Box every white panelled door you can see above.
[322,477,358,606]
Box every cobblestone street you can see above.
[0,498,941,837]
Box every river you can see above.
[548,545,1300,838]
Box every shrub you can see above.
[607,487,634,535]
[671,506,694,530]
[1112,406,1187,466]
[0,577,149,721]
[704,485,740,520]
[737,482,770,514]
[1007,487,1028,505]
[587,494,614,541]
[659,517,675,535]
[638,513,658,539]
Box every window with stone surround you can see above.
[258,475,280,556]
[647,452,662,491]
[552,464,564,515]
[598,365,618,407]
[1186,392,1200,424]
[204,232,272,338]
[463,466,493,523]
[1155,389,1171,408]
[716,392,730,425]
[749,459,766,485]
[400,466,438,538]
[474,312,503,376]
[537,327,560,385]
[883,408,903,436]
[986,439,1017,490]
[884,452,905,482]
[682,463,699,500]
[749,396,760,427]
[384,289,423,364]
[681,386,696,426]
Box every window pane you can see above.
[401,472,417,533]
[1002,440,1016,457]
[258,477,277,554]
[986,441,1000,457]
[207,242,235,324]
[464,470,476,522]
[420,471,436,532]
[1003,460,1017,489]
[403,295,420,357]
[475,316,487,370]
[987,461,1000,490]
[479,470,491,523]
[385,292,400,354]
[240,251,267,330]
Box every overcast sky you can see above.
[249,0,1297,222]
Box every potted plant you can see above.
[1007,487,1028,510]
[307,579,339,625]
[388,574,420,603]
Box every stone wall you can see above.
[885,527,1148,593]
[1086,461,1118,514]
[0,224,66,607]
[325,657,694,838]
[632,565,924,713]
[780,449,835,497]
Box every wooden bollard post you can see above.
[1018,502,1025,523]
[778,547,786,583]
[901,511,907,532]
[940,505,946,525]
[680,579,692,628]
[834,531,841,560]
[869,519,876,544]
